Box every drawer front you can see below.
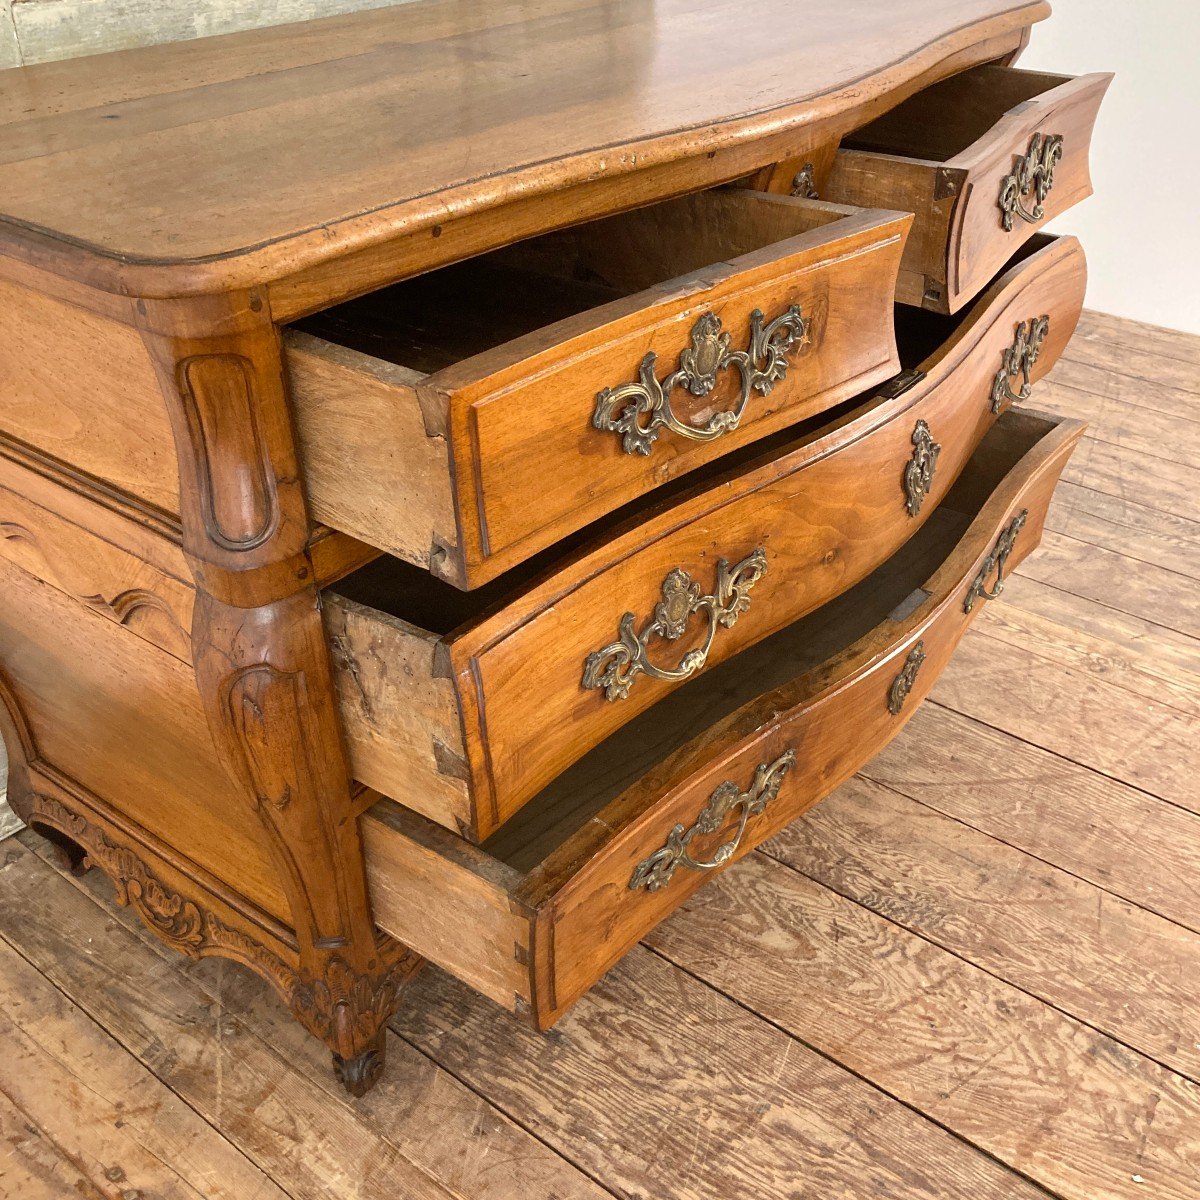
[448,235,1085,835]
[533,414,1082,1025]
[444,202,909,583]
[827,67,1109,313]
[360,411,1085,1023]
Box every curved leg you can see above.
[136,291,419,1092]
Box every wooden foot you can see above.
[332,1029,387,1097]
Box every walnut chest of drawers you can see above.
[0,0,1108,1094]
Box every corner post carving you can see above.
[135,291,415,1094]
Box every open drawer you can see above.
[360,408,1085,1026]
[824,64,1110,313]
[287,189,910,587]
[323,234,1085,842]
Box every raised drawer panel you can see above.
[362,408,1085,1024]
[328,234,1086,841]
[289,190,909,587]
[827,65,1110,312]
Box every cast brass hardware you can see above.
[964,510,1028,612]
[582,548,768,701]
[991,315,1050,413]
[790,162,818,198]
[998,132,1064,231]
[628,749,798,891]
[593,306,808,456]
[887,640,927,715]
[904,419,941,516]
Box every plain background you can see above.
[1020,0,1199,334]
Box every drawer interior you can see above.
[478,408,1056,870]
[293,189,855,375]
[328,235,1053,636]
[843,65,1074,163]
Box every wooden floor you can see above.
[2,309,1198,1200]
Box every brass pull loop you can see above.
[593,306,808,456]
[964,510,1028,613]
[998,132,1064,231]
[903,419,941,516]
[991,316,1050,413]
[582,548,768,702]
[629,750,797,892]
[887,641,927,715]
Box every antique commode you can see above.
[0,1,1108,1094]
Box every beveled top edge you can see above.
[0,0,1049,300]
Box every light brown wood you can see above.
[332,234,1085,839]
[290,191,910,584]
[361,410,1082,1023]
[828,65,1110,312]
[0,0,1047,304]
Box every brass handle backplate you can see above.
[582,548,768,701]
[888,640,927,715]
[998,132,1064,231]
[628,750,798,892]
[991,315,1050,413]
[964,510,1028,612]
[904,419,941,517]
[593,306,808,456]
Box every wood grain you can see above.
[0,929,286,1200]
[0,0,1045,303]
[768,775,1200,1079]
[863,704,1200,933]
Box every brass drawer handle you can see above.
[593,306,808,456]
[964,510,1028,612]
[629,749,797,892]
[991,315,1050,413]
[887,640,927,715]
[583,548,768,702]
[904,419,941,516]
[998,132,1064,231]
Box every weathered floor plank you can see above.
[646,852,1200,1200]
[1060,436,1200,524]
[765,775,1200,1080]
[862,703,1200,933]
[0,836,609,1200]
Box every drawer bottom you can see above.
[362,408,1084,1025]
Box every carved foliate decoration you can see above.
[582,548,768,701]
[991,315,1050,413]
[593,305,808,455]
[997,132,1064,231]
[964,509,1029,613]
[887,641,927,715]
[29,794,297,993]
[629,750,797,892]
[903,419,941,517]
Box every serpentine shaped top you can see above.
[0,0,1047,300]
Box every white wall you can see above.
[1020,0,1200,334]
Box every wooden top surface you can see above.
[0,0,1048,297]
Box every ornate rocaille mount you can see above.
[593,306,808,456]
[991,315,1050,413]
[790,162,818,198]
[903,419,941,517]
[887,641,927,715]
[28,791,419,1097]
[582,548,768,701]
[964,509,1029,612]
[997,132,1064,231]
[629,750,797,892]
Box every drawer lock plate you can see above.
[887,640,927,715]
[904,419,941,516]
[629,749,798,892]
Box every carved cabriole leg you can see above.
[134,290,419,1096]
